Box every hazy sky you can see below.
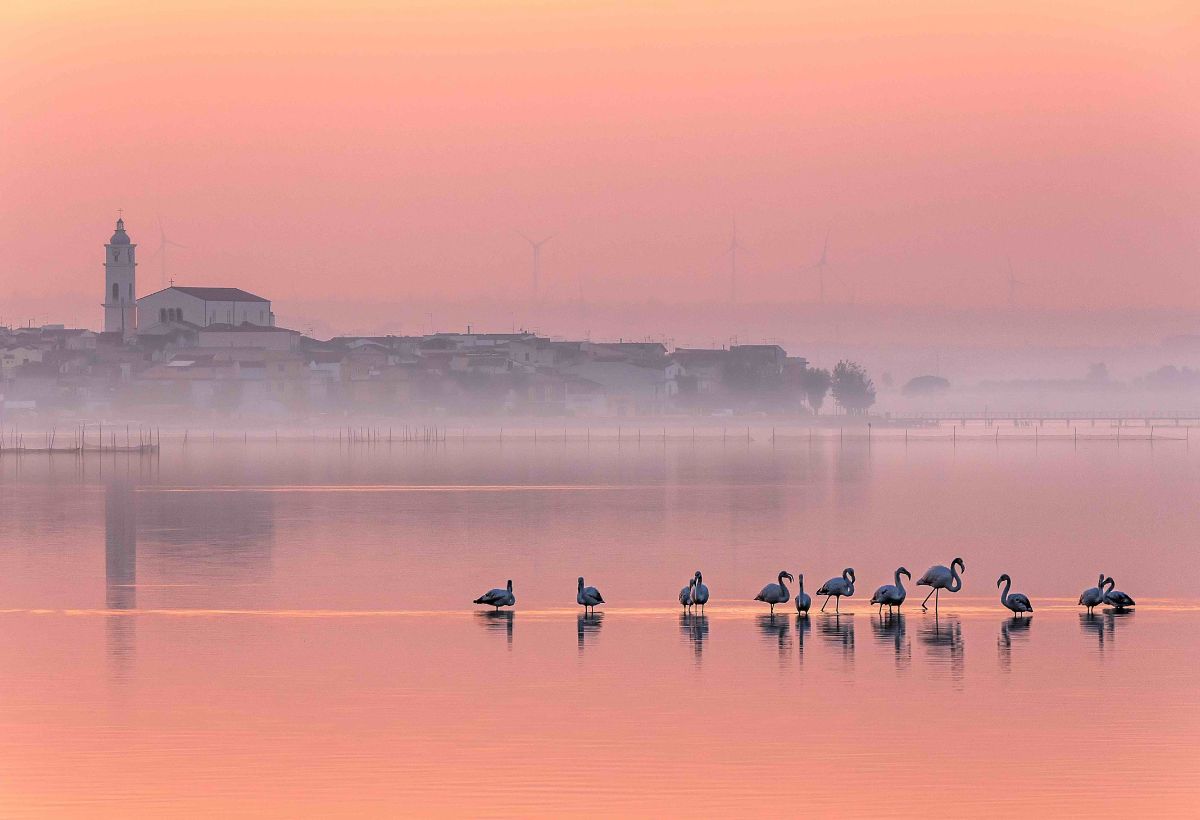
[2,1,1197,333]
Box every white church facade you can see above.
[98,217,274,337]
[138,286,275,330]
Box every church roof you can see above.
[109,217,131,245]
[141,286,270,303]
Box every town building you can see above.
[138,286,274,331]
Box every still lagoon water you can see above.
[1,437,1197,816]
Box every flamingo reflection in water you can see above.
[921,615,964,681]
[475,610,515,647]
[576,611,604,652]
[679,612,709,663]
[1079,609,1131,652]
[819,613,855,662]
[793,612,812,663]
[756,614,792,661]
[871,612,909,670]
[997,616,1032,672]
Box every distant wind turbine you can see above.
[807,229,830,304]
[718,217,747,304]
[516,231,553,302]
[1006,256,1025,310]
[147,219,187,289]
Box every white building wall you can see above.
[137,290,273,330]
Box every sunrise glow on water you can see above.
[1,441,1198,816]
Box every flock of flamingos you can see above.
[472,558,1137,615]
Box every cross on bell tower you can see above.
[103,215,137,339]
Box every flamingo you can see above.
[473,579,516,611]
[870,567,910,615]
[1078,573,1105,614]
[679,577,696,611]
[578,576,605,615]
[691,571,710,613]
[817,568,855,613]
[917,557,964,613]
[1102,576,1135,611]
[754,570,793,614]
[795,573,811,616]
[997,573,1033,616]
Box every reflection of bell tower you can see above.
[105,477,137,677]
[105,479,137,610]
[103,216,137,339]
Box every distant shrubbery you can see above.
[901,375,950,397]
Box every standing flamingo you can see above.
[1102,576,1136,611]
[1078,573,1105,614]
[917,557,964,613]
[870,567,910,615]
[578,576,605,615]
[691,571,710,613]
[817,568,855,613]
[679,577,696,612]
[996,574,1033,616]
[754,570,793,614]
[795,573,811,616]
[473,579,516,611]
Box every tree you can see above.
[799,367,832,415]
[1086,362,1109,384]
[831,360,876,415]
[902,375,950,397]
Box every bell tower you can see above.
[103,216,137,339]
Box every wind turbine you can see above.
[516,231,553,302]
[805,229,830,304]
[147,219,187,289]
[719,216,747,304]
[1006,256,1025,310]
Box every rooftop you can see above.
[199,322,298,334]
[140,286,270,303]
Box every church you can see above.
[101,217,274,338]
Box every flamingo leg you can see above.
[820,596,829,612]
[921,588,935,610]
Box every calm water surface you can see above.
[1,440,1197,817]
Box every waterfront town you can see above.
[1,219,867,421]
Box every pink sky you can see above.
[1,1,1197,335]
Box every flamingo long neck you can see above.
[778,573,789,593]
[843,570,854,594]
[893,569,905,594]
[798,576,804,595]
[999,576,1011,605]
[948,562,962,592]
[1102,576,1114,594]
